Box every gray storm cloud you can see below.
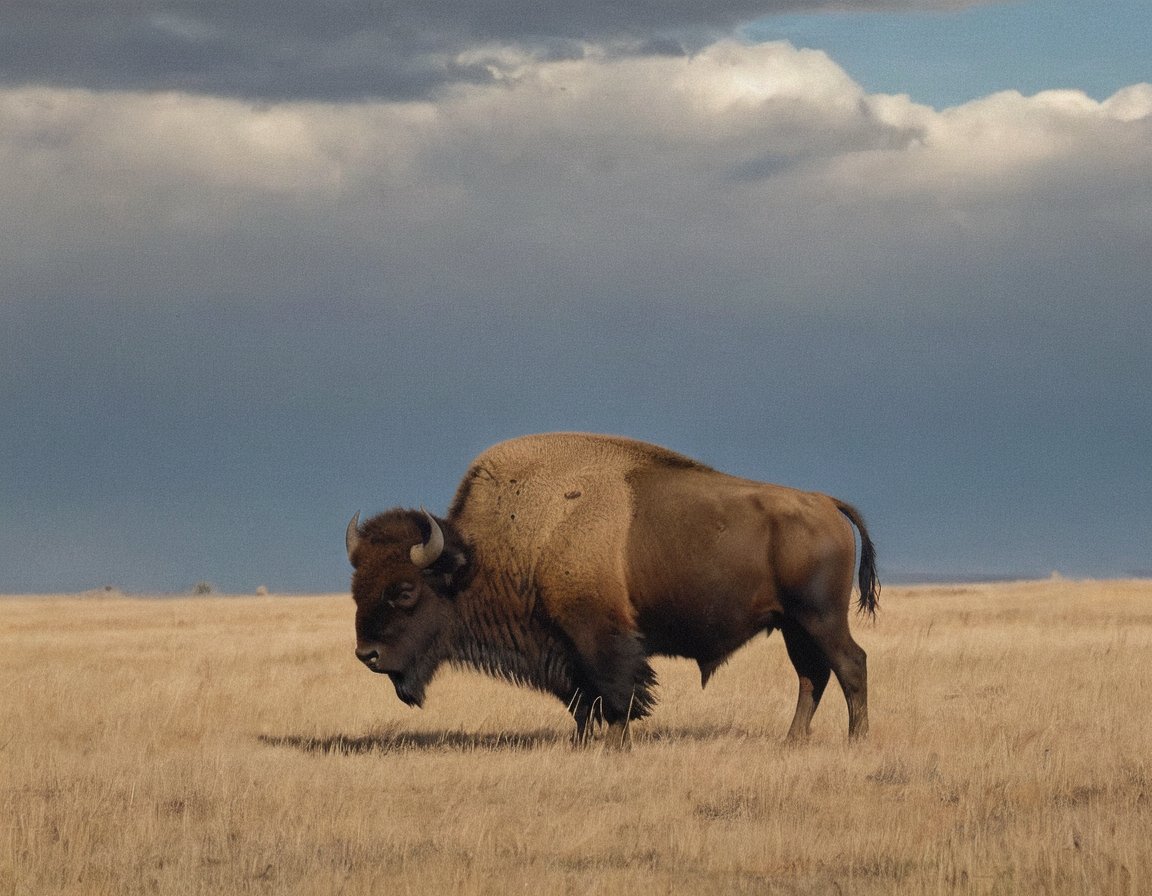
[2,1,984,100]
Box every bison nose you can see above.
[356,646,380,668]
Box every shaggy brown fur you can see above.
[348,432,878,741]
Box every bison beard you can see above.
[347,432,878,742]
[358,654,431,707]
[388,672,423,708]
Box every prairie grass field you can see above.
[2,579,1150,894]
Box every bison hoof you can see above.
[603,721,632,751]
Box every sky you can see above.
[1,0,1149,592]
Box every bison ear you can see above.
[421,538,471,596]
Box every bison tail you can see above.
[835,500,880,619]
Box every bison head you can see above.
[345,508,469,707]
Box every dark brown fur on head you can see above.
[353,508,471,597]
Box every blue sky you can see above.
[1,1,1150,592]
[751,1,1152,108]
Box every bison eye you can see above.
[386,583,419,609]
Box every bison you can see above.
[345,432,878,742]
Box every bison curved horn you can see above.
[345,512,362,564]
[409,508,444,569]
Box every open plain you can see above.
[2,579,1150,894]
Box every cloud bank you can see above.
[3,38,1150,588]
[4,42,1150,314]
[4,1,982,100]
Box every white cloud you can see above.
[1103,83,1152,121]
[2,40,1149,312]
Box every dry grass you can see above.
[2,579,1150,894]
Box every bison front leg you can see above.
[571,691,635,746]
[561,626,656,742]
[567,689,602,746]
[567,692,633,750]
[551,599,657,732]
[583,628,658,727]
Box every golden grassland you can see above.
[2,579,1150,894]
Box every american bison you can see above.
[346,432,878,742]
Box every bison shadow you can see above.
[258,729,565,755]
[259,723,763,755]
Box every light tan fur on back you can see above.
[451,433,670,638]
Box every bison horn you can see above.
[409,508,444,569]
[346,512,362,564]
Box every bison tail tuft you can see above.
[836,500,880,619]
